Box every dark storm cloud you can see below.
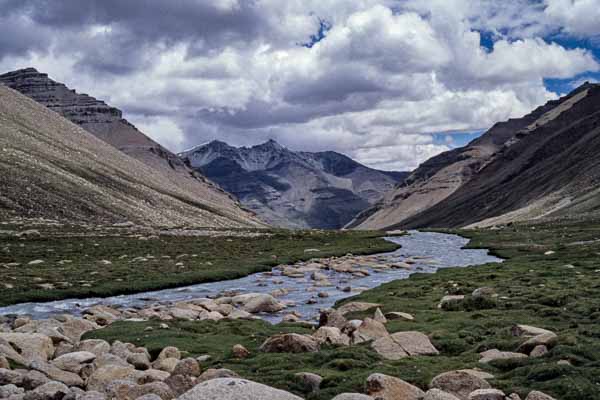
[0,0,267,74]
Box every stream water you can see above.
[0,231,502,322]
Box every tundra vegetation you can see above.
[82,220,600,399]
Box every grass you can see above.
[0,223,399,306]
[84,221,600,399]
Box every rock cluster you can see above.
[478,324,558,364]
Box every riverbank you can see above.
[83,221,600,399]
[0,221,399,306]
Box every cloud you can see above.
[0,0,598,171]
[544,0,600,37]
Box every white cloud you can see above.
[0,0,599,171]
[545,0,600,37]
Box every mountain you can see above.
[0,80,263,227]
[180,140,408,229]
[0,67,262,227]
[351,82,600,230]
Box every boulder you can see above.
[53,342,75,358]
[438,295,465,310]
[136,395,161,400]
[156,347,181,362]
[424,389,461,400]
[127,353,151,371]
[153,358,179,373]
[241,294,285,314]
[0,384,24,398]
[530,345,549,358]
[331,394,374,400]
[0,333,54,363]
[172,358,201,377]
[105,380,174,400]
[76,391,107,400]
[366,373,425,400]
[373,308,387,324]
[371,336,408,360]
[142,369,171,383]
[52,351,96,373]
[471,288,497,299]
[14,320,72,344]
[352,318,389,344]
[318,309,347,330]
[165,374,196,396]
[337,302,381,315]
[231,344,250,359]
[468,389,505,400]
[197,368,239,383]
[170,308,200,320]
[226,310,254,320]
[53,316,98,342]
[82,305,122,326]
[76,339,111,357]
[313,327,350,346]
[21,370,50,390]
[94,354,130,369]
[26,381,70,400]
[29,360,84,387]
[479,349,528,364]
[294,372,322,394]
[259,334,320,353]
[0,368,23,386]
[511,325,554,338]
[517,333,558,354]
[0,356,9,369]
[0,339,27,366]
[177,378,303,400]
[384,312,414,321]
[525,391,556,400]
[430,371,491,400]
[86,365,142,392]
[390,331,439,356]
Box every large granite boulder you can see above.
[177,378,303,400]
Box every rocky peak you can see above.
[0,67,125,126]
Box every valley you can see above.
[1,55,600,400]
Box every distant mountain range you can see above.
[349,82,600,230]
[180,140,407,229]
[0,68,262,227]
[4,67,598,231]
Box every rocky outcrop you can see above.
[180,140,407,229]
[0,68,262,228]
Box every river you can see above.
[0,231,502,322]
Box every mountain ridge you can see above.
[180,140,408,229]
[350,82,600,230]
[0,67,262,227]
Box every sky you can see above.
[0,0,599,171]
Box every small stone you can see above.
[232,344,250,359]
